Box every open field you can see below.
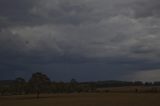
[97,86,160,93]
[1,93,160,106]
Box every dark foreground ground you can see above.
[0,93,160,106]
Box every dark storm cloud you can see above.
[30,0,98,26]
[1,0,160,81]
[0,0,36,27]
[131,0,160,18]
[0,0,94,28]
[1,0,160,26]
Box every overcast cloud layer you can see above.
[1,0,160,81]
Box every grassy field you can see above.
[0,93,160,106]
[97,86,160,93]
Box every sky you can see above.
[1,0,160,81]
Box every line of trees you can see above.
[0,72,160,98]
[0,72,96,98]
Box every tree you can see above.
[70,79,78,84]
[134,81,143,86]
[153,81,160,86]
[69,78,78,93]
[29,72,51,98]
[14,77,26,95]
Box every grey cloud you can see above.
[31,0,96,25]
[0,0,35,26]
[133,0,160,18]
[1,0,160,81]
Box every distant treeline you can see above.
[0,72,160,97]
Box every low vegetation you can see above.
[0,72,160,98]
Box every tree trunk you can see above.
[36,90,40,99]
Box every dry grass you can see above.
[98,86,160,93]
[0,93,160,106]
